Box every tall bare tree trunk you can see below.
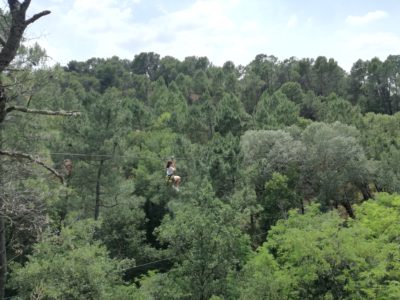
[0,216,6,300]
[0,92,5,299]
[0,3,51,298]
[360,183,373,201]
[0,87,5,124]
[342,193,355,219]
[94,159,105,220]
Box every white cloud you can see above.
[69,0,134,33]
[287,15,298,28]
[306,17,313,27]
[41,0,239,64]
[25,0,399,72]
[332,31,400,71]
[349,32,400,50]
[137,0,255,65]
[145,0,271,65]
[346,10,388,26]
[43,0,139,60]
[26,1,341,68]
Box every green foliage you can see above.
[180,56,210,76]
[241,129,304,230]
[299,91,323,121]
[192,70,210,95]
[359,112,400,160]
[10,220,134,300]
[56,88,138,218]
[215,93,249,135]
[99,195,149,260]
[254,91,299,129]
[278,81,304,104]
[127,128,177,197]
[238,195,400,299]
[376,146,400,193]
[185,102,212,142]
[241,129,304,187]
[154,182,251,299]
[157,55,180,85]
[301,122,371,212]
[347,56,400,114]
[320,94,362,125]
[7,49,400,300]
[358,113,400,192]
[207,133,242,198]
[312,56,346,96]
[131,52,160,81]
[262,172,299,224]
[239,70,266,113]
[152,80,188,132]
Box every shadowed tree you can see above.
[238,194,400,299]
[278,81,304,104]
[311,56,346,96]
[215,93,249,136]
[319,94,362,125]
[0,2,50,297]
[347,59,368,106]
[149,182,250,300]
[300,122,372,216]
[254,90,299,129]
[0,3,84,297]
[241,129,305,231]
[131,52,160,81]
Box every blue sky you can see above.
[25,0,400,72]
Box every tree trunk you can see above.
[360,183,373,201]
[300,198,305,215]
[0,216,6,300]
[0,3,50,298]
[342,193,355,219]
[0,2,50,73]
[208,119,214,139]
[374,182,383,193]
[342,201,355,219]
[0,86,5,124]
[0,85,5,298]
[94,159,105,220]
[250,213,256,244]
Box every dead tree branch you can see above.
[0,149,64,184]
[0,1,51,73]
[5,106,80,117]
[25,10,51,26]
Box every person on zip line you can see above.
[166,158,181,191]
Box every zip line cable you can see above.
[1,149,274,278]
[121,230,270,273]
[1,151,250,161]
[122,257,174,272]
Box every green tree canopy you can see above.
[238,194,400,300]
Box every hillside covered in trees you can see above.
[1,2,400,299]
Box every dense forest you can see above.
[1,2,400,299]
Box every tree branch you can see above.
[8,0,21,11]
[0,149,64,184]
[25,10,51,26]
[5,106,80,117]
[21,0,32,13]
[98,202,120,208]
[99,195,120,208]
[0,1,51,73]
[0,37,5,47]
